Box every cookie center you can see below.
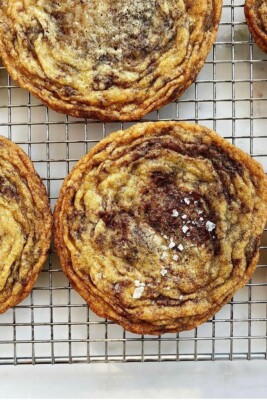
[50,0,182,58]
[143,171,215,247]
[70,147,223,297]
[11,0,187,90]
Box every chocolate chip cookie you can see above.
[0,1,222,121]
[0,136,52,313]
[54,122,267,335]
[245,0,267,53]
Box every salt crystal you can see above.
[182,225,189,234]
[172,209,179,217]
[161,251,168,260]
[179,295,183,301]
[182,214,187,219]
[162,245,168,251]
[169,238,176,249]
[178,244,184,251]
[206,221,216,232]
[161,268,168,277]
[197,210,203,215]
[97,273,103,279]
[133,286,145,299]
[173,255,179,261]
[135,280,145,287]
[199,217,204,222]
[163,235,168,240]
[184,198,190,205]
[114,283,120,291]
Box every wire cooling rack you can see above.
[0,0,267,365]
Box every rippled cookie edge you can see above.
[0,136,52,313]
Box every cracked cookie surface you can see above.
[0,136,52,313]
[245,0,267,53]
[0,0,222,121]
[54,122,267,334]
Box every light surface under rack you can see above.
[0,0,267,365]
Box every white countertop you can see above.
[1,361,267,399]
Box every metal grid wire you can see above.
[0,0,267,364]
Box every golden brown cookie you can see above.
[0,1,222,121]
[245,0,267,53]
[54,122,267,335]
[0,136,52,313]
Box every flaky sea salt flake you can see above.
[182,225,189,234]
[206,221,216,232]
[178,244,184,251]
[133,286,145,299]
[135,280,145,287]
[161,268,168,277]
[172,209,179,217]
[114,283,120,291]
[161,251,168,260]
[184,198,190,205]
[169,238,176,249]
